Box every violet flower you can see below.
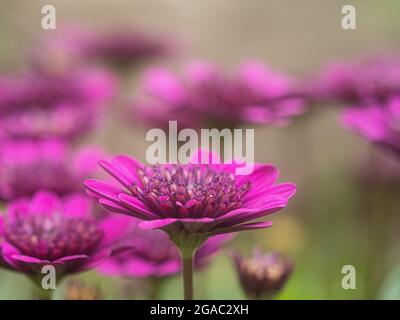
[232,250,293,299]
[33,26,171,73]
[314,55,400,105]
[85,150,296,299]
[0,68,116,140]
[0,139,104,200]
[130,60,305,130]
[0,191,127,297]
[341,96,400,155]
[98,219,231,278]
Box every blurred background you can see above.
[0,0,400,299]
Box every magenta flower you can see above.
[232,249,293,299]
[84,30,171,70]
[85,150,296,299]
[0,191,126,287]
[314,55,400,105]
[0,68,116,140]
[130,60,305,130]
[341,97,400,155]
[33,26,171,73]
[0,139,104,200]
[99,219,231,278]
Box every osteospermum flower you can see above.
[232,249,293,299]
[85,150,296,299]
[314,55,400,105]
[98,219,231,278]
[0,68,116,140]
[130,60,305,130]
[341,97,400,155]
[0,139,104,200]
[0,191,126,297]
[33,26,171,73]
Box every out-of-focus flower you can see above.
[84,30,171,70]
[232,249,293,299]
[85,150,296,249]
[341,97,400,155]
[33,26,171,73]
[130,60,305,130]
[0,139,104,200]
[0,68,116,140]
[0,191,127,283]
[313,55,400,105]
[98,219,231,278]
[64,279,103,300]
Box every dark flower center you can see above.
[5,213,102,261]
[131,164,251,218]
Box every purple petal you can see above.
[63,194,92,218]
[214,221,273,234]
[29,191,61,216]
[139,218,178,230]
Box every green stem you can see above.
[36,287,54,300]
[181,249,194,300]
[148,277,163,300]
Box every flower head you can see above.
[33,26,171,73]
[232,249,293,299]
[0,68,116,140]
[85,150,296,250]
[130,60,305,130]
[0,191,126,282]
[0,139,104,200]
[98,218,231,278]
[341,96,400,155]
[314,55,400,105]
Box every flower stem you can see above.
[36,287,54,300]
[182,251,194,300]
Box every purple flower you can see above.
[0,191,127,281]
[130,60,305,130]
[85,150,296,245]
[84,30,171,69]
[0,68,116,140]
[232,249,293,299]
[0,139,104,200]
[341,97,400,155]
[33,26,171,73]
[98,219,231,278]
[314,55,400,105]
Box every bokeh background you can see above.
[1,0,400,299]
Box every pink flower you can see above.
[0,191,127,281]
[0,139,104,200]
[0,68,116,140]
[314,55,400,105]
[341,97,400,155]
[130,60,305,130]
[85,150,296,247]
[33,26,171,73]
[98,219,231,278]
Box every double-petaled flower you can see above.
[0,139,104,200]
[99,219,231,278]
[0,68,116,140]
[130,60,305,130]
[0,191,126,285]
[314,55,400,105]
[341,97,400,155]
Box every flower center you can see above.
[130,164,251,218]
[5,213,102,261]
